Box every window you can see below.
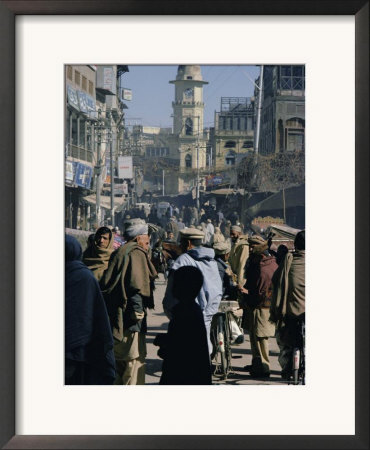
[185,117,193,135]
[225,150,236,166]
[82,76,87,91]
[224,140,236,148]
[185,154,192,168]
[242,141,253,148]
[88,80,94,95]
[67,65,73,80]
[74,70,80,86]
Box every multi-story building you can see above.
[65,65,129,230]
[212,97,255,170]
[257,65,305,155]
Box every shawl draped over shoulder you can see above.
[65,234,116,384]
[270,250,305,327]
[82,230,114,281]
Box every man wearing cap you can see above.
[213,241,244,344]
[213,241,234,298]
[163,228,223,354]
[228,225,249,289]
[241,235,278,377]
[100,218,157,385]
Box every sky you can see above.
[120,65,261,129]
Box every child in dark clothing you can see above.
[158,266,212,385]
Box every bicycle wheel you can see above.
[217,315,228,379]
[292,349,300,385]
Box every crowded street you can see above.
[65,64,305,387]
[145,274,283,385]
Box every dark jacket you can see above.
[244,253,278,309]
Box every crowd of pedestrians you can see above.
[65,200,305,385]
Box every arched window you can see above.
[185,117,193,135]
[224,140,236,148]
[225,150,236,166]
[185,154,192,168]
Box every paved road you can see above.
[145,274,287,385]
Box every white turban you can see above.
[124,222,148,240]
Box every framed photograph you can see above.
[1,1,368,449]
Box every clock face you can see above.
[184,88,193,99]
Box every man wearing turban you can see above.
[100,219,157,385]
[228,225,249,289]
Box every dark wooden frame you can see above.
[0,1,368,448]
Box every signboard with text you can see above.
[118,156,133,179]
[122,88,132,101]
[75,163,93,189]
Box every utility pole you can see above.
[95,109,102,227]
[255,64,264,160]
[162,169,165,196]
[108,112,115,227]
[196,115,200,211]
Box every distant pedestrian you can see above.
[223,220,232,239]
[159,266,212,385]
[176,217,185,232]
[212,226,225,245]
[205,218,215,246]
[216,210,224,226]
[82,226,114,281]
[166,216,179,241]
[65,235,115,385]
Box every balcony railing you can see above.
[66,143,94,163]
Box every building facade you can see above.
[65,65,129,230]
[257,65,305,155]
[212,97,255,170]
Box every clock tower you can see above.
[169,65,208,170]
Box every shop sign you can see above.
[77,91,88,113]
[67,84,79,111]
[121,88,132,101]
[85,94,97,119]
[65,161,76,184]
[118,156,133,179]
[103,67,114,91]
[75,163,93,189]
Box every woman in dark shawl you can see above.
[159,266,212,385]
[65,234,116,385]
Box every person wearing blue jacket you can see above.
[163,227,223,354]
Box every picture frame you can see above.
[0,1,368,448]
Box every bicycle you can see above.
[285,316,305,385]
[211,299,242,380]
[292,318,305,385]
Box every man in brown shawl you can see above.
[100,219,157,385]
[270,230,305,378]
[82,226,114,281]
[241,235,278,378]
[228,225,249,289]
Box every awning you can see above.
[204,188,245,196]
[82,194,127,213]
[246,184,305,218]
